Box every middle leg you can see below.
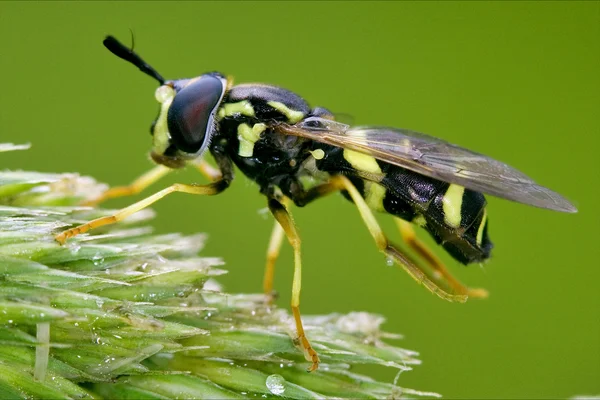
[267,197,320,372]
[262,181,340,297]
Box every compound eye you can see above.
[167,75,225,154]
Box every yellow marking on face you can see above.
[152,85,176,157]
[267,101,305,124]
[442,184,465,228]
[221,101,256,118]
[155,85,175,103]
[365,181,386,211]
[237,122,267,157]
[413,214,427,227]
[476,208,488,246]
[310,149,325,160]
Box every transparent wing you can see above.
[277,117,577,213]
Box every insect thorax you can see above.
[214,83,326,189]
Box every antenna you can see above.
[103,35,165,85]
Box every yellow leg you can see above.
[263,197,292,296]
[263,182,340,297]
[264,218,285,296]
[193,159,222,181]
[82,159,220,207]
[56,180,228,244]
[395,219,488,299]
[330,176,468,303]
[268,198,320,372]
[81,165,171,206]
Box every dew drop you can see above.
[266,374,285,396]
[386,257,394,267]
[92,253,104,266]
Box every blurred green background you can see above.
[1,1,598,398]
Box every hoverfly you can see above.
[55,36,577,372]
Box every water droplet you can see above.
[386,257,394,267]
[266,374,285,396]
[92,253,104,266]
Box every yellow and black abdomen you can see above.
[313,144,493,264]
[378,163,492,264]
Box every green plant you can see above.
[0,143,438,399]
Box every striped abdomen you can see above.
[312,144,493,264]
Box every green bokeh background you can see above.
[1,2,598,398]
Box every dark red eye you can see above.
[167,75,225,154]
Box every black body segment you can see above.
[213,83,493,264]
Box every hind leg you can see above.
[395,218,488,299]
[328,176,468,303]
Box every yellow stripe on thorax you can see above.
[218,100,256,120]
[267,101,304,124]
[442,184,465,228]
[237,123,267,157]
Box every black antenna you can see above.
[103,35,165,85]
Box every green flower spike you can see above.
[0,143,439,399]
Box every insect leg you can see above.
[56,179,230,244]
[330,175,468,303]
[263,181,340,297]
[81,165,172,206]
[394,218,488,299]
[82,159,221,207]
[263,201,287,296]
[268,197,320,372]
[57,153,234,244]
[193,158,223,181]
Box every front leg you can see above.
[56,153,233,244]
[82,159,222,207]
[55,180,230,244]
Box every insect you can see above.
[55,35,577,372]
